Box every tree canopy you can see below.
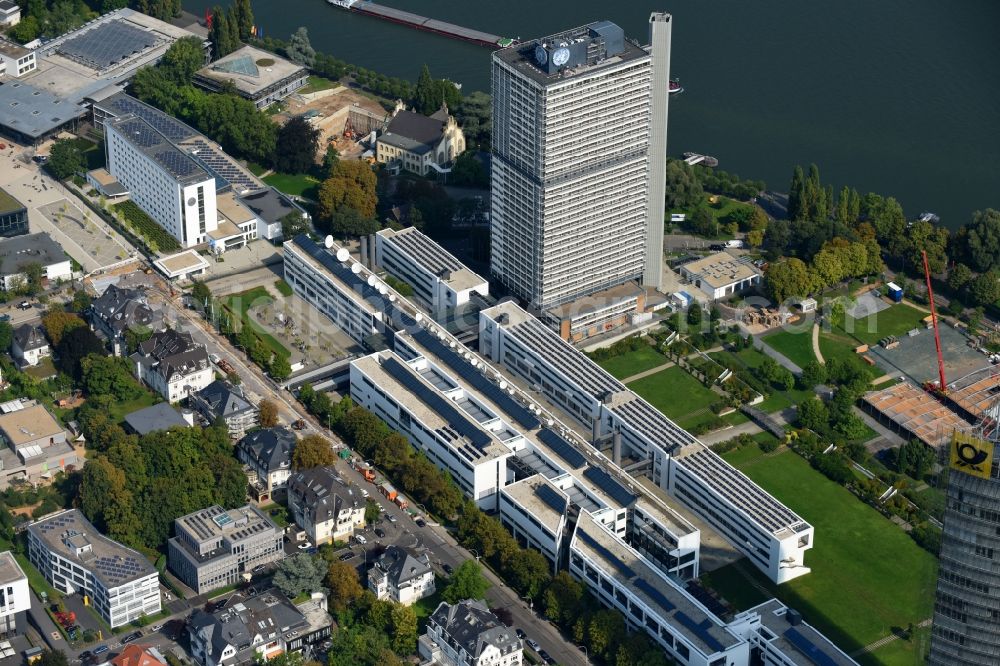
[285,27,316,67]
[47,139,84,180]
[291,434,335,469]
[317,160,378,230]
[325,561,364,612]
[275,116,320,175]
[55,327,105,380]
[273,553,325,598]
[664,160,704,211]
[442,560,490,603]
[80,355,143,402]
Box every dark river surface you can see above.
[187,0,1000,227]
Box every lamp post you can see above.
[469,548,480,562]
[520,594,533,612]
[577,645,589,662]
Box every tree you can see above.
[47,139,84,180]
[797,397,831,433]
[891,440,936,479]
[286,27,315,67]
[36,651,70,666]
[663,160,704,211]
[292,434,335,469]
[588,610,626,659]
[788,165,806,221]
[688,205,716,237]
[948,263,973,293]
[413,65,437,116]
[328,207,380,238]
[318,160,378,222]
[798,360,828,389]
[8,15,41,43]
[80,355,143,401]
[275,116,321,174]
[442,560,490,603]
[959,209,1000,273]
[223,9,240,57]
[231,0,254,40]
[455,91,492,149]
[0,322,12,353]
[448,151,488,188]
[55,326,105,380]
[209,6,233,60]
[281,212,311,239]
[390,604,418,655]
[273,553,325,598]
[325,561,363,612]
[80,457,139,545]
[364,499,380,525]
[901,220,949,274]
[70,289,92,314]
[766,258,815,303]
[259,399,279,428]
[969,271,1000,307]
[161,37,206,84]
[868,196,907,254]
[544,571,585,626]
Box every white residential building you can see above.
[375,227,489,318]
[286,466,365,545]
[0,551,29,637]
[0,40,34,77]
[419,600,522,666]
[106,115,217,248]
[27,510,160,628]
[236,427,296,504]
[490,16,670,309]
[0,2,21,27]
[130,328,214,402]
[479,301,813,585]
[368,545,435,606]
[283,235,389,346]
[10,324,49,368]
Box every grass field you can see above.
[839,303,927,346]
[107,391,161,424]
[628,365,720,431]
[298,75,340,95]
[762,330,816,369]
[669,195,753,239]
[263,172,320,200]
[223,287,291,359]
[708,444,937,658]
[711,348,813,413]
[274,279,293,297]
[595,346,669,380]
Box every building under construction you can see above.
[861,381,970,449]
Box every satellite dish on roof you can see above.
[547,419,554,427]
[499,380,508,390]
[415,313,423,322]
[324,235,334,249]
[351,263,362,274]
[389,294,397,302]
[336,247,350,262]
[378,285,388,295]
[367,275,377,287]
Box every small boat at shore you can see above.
[669,78,684,95]
[683,152,719,167]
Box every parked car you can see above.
[526,639,540,652]
[209,353,220,364]
[297,541,313,550]
[93,646,109,656]
[338,551,356,561]
[354,534,367,545]
[387,515,397,524]
[79,651,92,661]
[17,301,31,310]
[414,518,426,528]
[374,528,385,539]
[442,563,454,575]
[0,314,10,322]
[122,631,142,644]
[538,649,556,664]
[515,628,526,640]
[360,489,370,498]
[252,564,266,574]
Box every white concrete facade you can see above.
[106,119,217,248]
[0,45,34,78]
[0,551,29,637]
[479,301,813,585]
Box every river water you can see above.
[186,0,1000,228]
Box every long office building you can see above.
[928,428,1000,665]
[490,15,670,310]
[27,510,160,628]
[479,301,813,584]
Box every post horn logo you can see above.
[951,432,993,479]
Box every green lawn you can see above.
[838,303,927,347]
[298,75,340,95]
[762,330,816,369]
[223,287,291,359]
[274,279,293,297]
[669,195,753,239]
[595,346,669,380]
[628,365,720,431]
[107,391,161,424]
[263,172,320,200]
[711,348,812,413]
[710,445,937,656]
[246,161,269,177]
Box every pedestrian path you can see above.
[812,323,825,365]
[851,618,932,656]
[621,361,675,384]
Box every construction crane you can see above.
[922,249,947,392]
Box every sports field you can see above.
[706,443,937,660]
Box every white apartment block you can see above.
[27,510,160,628]
[106,116,217,248]
[0,2,21,27]
[0,41,35,78]
[375,227,488,317]
[286,466,365,545]
[0,551,29,637]
[479,301,813,584]
[283,235,389,346]
[490,17,670,309]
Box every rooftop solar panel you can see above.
[784,628,842,666]
[535,483,568,516]
[390,228,463,275]
[381,356,493,453]
[577,527,637,580]
[100,94,196,142]
[673,611,727,654]
[58,20,157,70]
[411,328,540,430]
[537,428,586,468]
[509,317,625,396]
[582,467,636,507]
[633,578,676,614]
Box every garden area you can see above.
[221,286,291,360]
[628,365,728,432]
[111,201,181,253]
[704,441,936,664]
[594,345,669,380]
[263,172,321,200]
[761,329,816,370]
[834,302,928,347]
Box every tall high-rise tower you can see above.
[928,411,1000,665]
[490,15,671,310]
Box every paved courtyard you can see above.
[38,199,133,269]
[869,322,990,385]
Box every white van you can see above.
[355,534,367,545]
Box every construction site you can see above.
[274,85,390,161]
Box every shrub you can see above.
[113,201,181,252]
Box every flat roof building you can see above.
[27,509,160,627]
[490,16,670,309]
[123,402,190,435]
[168,505,283,595]
[0,551,29,638]
[0,402,78,489]
[861,381,969,449]
[193,45,307,109]
[0,232,72,290]
[679,252,762,301]
[0,187,27,239]
[375,227,488,318]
